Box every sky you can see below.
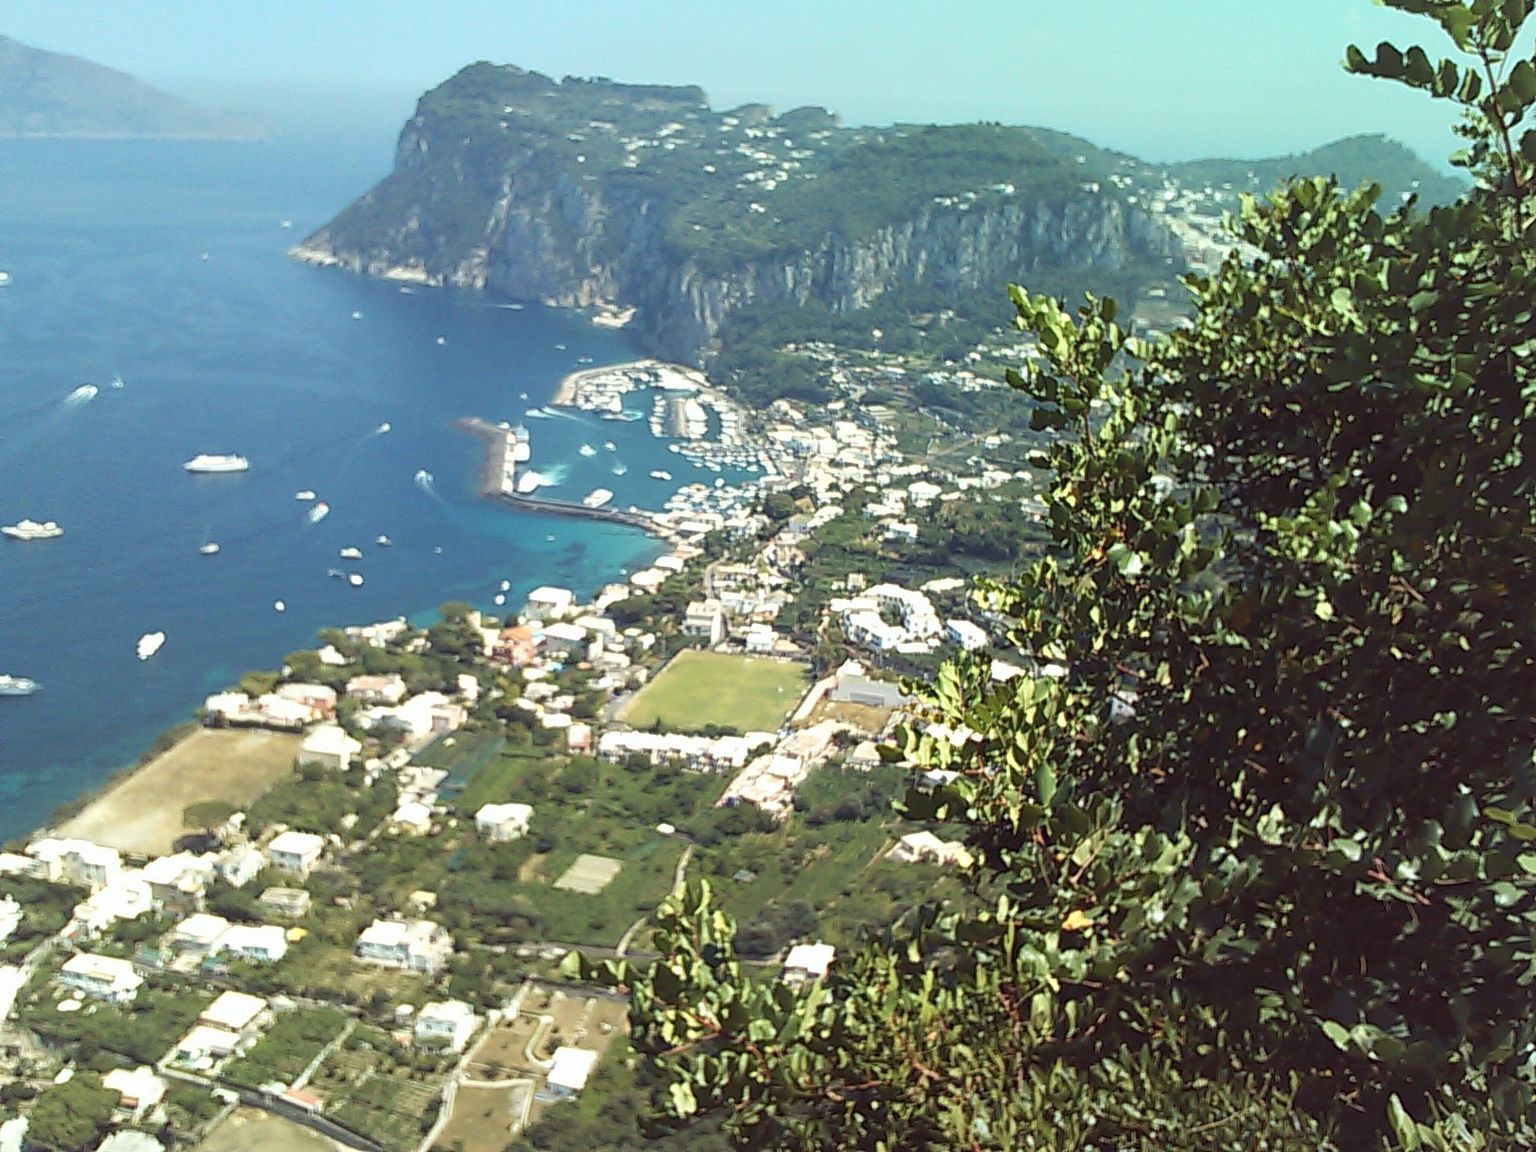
[3,1,1468,166]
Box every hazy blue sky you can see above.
[4,1,1466,164]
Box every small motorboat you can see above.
[339,546,363,560]
[375,535,392,547]
[294,490,316,501]
[347,573,364,587]
[136,631,165,661]
[199,542,221,556]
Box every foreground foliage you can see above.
[569,3,1536,1148]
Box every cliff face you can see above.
[293,66,1177,366]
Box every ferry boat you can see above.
[0,675,39,696]
[184,454,250,473]
[136,631,166,661]
[2,519,63,540]
[582,488,614,509]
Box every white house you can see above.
[545,1046,601,1099]
[885,831,973,869]
[945,619,989,652]
[682,600,726,647]
[265,830,325,877]
[781,942,836,987]
[475,803,533,843]
[172,913,231,954]
[59,952,143,1003]
[216,845,264,890]
[355,918,453,975]
[391,800,434,834]
[540,621,590,658]
[102,1066,167,1122]
[523,586,575,621]
[297,724,362,772]
[413,999,479,1052]
[28,839,122,891]
[217,923,289,963]
[199,990,270,1040]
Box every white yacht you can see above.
[184,454,249,473]
[308,501,330,523]
[294,490,317,501]
[0,675,39,696]
[136,631,165,661]
[375,535,392,547]
[649,470,672,481]
[578,444,597,458]
[339,546,363,560]
[582,488,614,509]
[347,573,364,587]
[3,519,63,540]
[199,542,221,556]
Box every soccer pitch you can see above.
[620,650,810,734]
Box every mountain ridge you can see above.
[294,63,1463,368]
[0,35,262,140]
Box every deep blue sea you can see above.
[0,138,701,842]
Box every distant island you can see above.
[0,34,263,140]
[295,62,1464,393]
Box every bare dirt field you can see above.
[436,1082,518,1152]
[57,728,301,856]
[200,1108,338,1152]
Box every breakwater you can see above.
[453,417,659,533]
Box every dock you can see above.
[453,417,659,533]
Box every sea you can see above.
[0,136,708,843]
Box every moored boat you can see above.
[136,631,165,661]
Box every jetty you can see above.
[453,417,658,533]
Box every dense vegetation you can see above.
[572,4,1535,1148]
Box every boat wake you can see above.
[517,464,568,492]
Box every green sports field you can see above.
[620,650,810,734]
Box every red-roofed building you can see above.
[491,626,538,668]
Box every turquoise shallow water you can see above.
[0,137,706,841]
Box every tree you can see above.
[183,798,238,837]
[567,5,1536,1149]
[25,1075,117,1152]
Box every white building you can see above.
[297,724,362,772]
[102,1066,166,1121]
[59,952,143,1003]
[217,923,289,963]
[945,619,989,651]
[355,918,453,975]
[391,800,434,835]
[523,586,575,621]
[781,942,836,987]
[28,838,122,891]
[200,990,270,1040]
[265,830,325,877]
[541,621,590,658]
[886,831,973,869]
[475,803,533,842]
[172,913,231,954]
[682,599,726,647]
[414,999,479,1052]
[545,1046,601,1098]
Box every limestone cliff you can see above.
[294,64,1180,366]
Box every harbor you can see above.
[453,417,659,532]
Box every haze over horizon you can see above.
[2,1,1469,168]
